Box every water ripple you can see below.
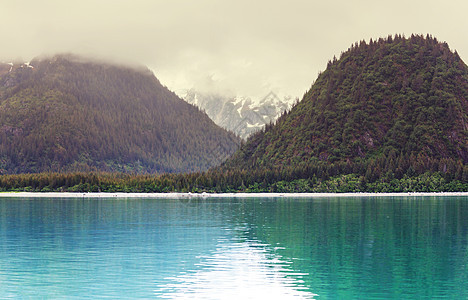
[156,239,317,299]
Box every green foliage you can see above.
[223,34,468,183]
[0,171,466,193]
[0,55,240,174]
[0,36,466,193]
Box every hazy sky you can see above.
[1,0,467,100]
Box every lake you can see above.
[0,195,467,299]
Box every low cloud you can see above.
[1,0,467,100]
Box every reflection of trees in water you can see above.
[233,197,468,299]
[158,196,318,299]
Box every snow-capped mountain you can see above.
[184,90,293,139]
[0,61,34,76]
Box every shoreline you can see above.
[1,192,468,198]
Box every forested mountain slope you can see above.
[0,55,240,174]
[224,35,468,182]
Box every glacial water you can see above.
[0,196,467,299]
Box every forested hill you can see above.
[0,54,240,174]
[223,35,468,181]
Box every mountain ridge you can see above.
[0,54,240,174]
[0,35,467,193]
[223,34,468,182]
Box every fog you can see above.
[1,0,467,100]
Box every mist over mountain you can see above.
[184,90,293,139]
[223,34,468,182]
[0,54,240,174]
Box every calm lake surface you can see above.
[0,196,467,299]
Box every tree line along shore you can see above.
[0,167,466,193]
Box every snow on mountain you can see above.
[184,90,294,139]
[0,62,35,75]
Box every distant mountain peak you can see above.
[183,89,294,139]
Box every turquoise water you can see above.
[0,196,467,299]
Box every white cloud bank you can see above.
[1,0,467,100]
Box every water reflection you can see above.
[157,235,316,299]
[239,196,468,299]
[0,198,229,298]
[0,196,467,299]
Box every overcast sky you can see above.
[1,0,467,100]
